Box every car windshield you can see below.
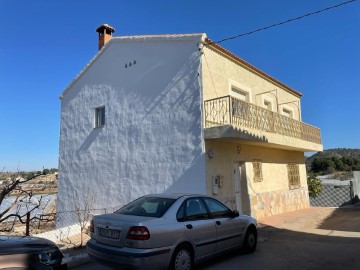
[116,197,176,217]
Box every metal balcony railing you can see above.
[204,95,322,144]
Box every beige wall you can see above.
[201,46,301,120]
[201,44,314,218]
[205,140,309,218]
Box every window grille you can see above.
[253,159,263,183]
[287,163,300,189]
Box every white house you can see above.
[58,24,322,219]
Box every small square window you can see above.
[264,100,272,111]
[95,106,105,128]
[231,87,249,102]
[283,108,293,118]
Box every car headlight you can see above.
[38,249,63,265]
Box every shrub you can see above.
[307,174,323,199]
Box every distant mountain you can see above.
[306,148,360,165]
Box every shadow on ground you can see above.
[196,223,360,270]
[317,207,360,232]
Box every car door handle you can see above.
[216,221,221,225]
[186,224,193,229]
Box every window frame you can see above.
[262,96,275,112]
[95,106,105,128]
[280,104,295,119]
[231,86,250,102]
[202,197,232,219]
[176,197,210,222]
[115,196,176,218]
[228,79,252,103]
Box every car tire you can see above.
[169,245,193,270]
[243,226,257,253]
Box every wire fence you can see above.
[0,206,121,250]
[310,182,354,207]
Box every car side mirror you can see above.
[229,210,239,218]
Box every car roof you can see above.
[143,193,209,200]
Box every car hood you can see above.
[0,235,59,254]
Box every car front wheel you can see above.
[170,246,193,270]
[243,227,257,253]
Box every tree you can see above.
[307,174,323,199]
[74,187,95,247]
[49,168,58,174]
[331,157,345,171]
[0,170,49,234]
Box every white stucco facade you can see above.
[58,35,207,212]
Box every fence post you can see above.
[350,181,355,204]
[25,212,30,236]
[228,96,232,125]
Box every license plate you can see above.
[99,227,120,239]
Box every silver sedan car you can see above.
[86,194,258,270]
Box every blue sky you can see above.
[0,0,359,171]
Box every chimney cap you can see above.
[96,24,115,34]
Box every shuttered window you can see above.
[253,159,263,183]
[287,163,300,189]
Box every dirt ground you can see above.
[201,206,360,270]
[259,206,360,237]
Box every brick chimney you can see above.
[96,24,115,51]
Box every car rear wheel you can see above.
[170,245,193,270]
[243,227,257,253]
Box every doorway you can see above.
[233,162,244,213]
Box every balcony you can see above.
[204,96,322,151]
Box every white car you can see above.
[86,194,258,269]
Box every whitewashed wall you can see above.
[58,35,206,213]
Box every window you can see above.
[176,203,186,221]
[178,198,209,221]
[203,198,231,218]
[253,159,263,183]
[261,95,274,112]
[231,86,249,102]
[95,106,105,127]
[282,108,293,119]
[264,100,272,111]
[116,197,176,218]
[229,80,252,103]
[287,163,300,189]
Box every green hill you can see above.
[307,148,360,164]
[306,148,360,174]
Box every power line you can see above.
[212,0,357,45]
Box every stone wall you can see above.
[251,187,310,219]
